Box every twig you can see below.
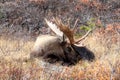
[0,47,5,55]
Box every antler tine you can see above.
[72,19,79,31]
[75,28,93,44]
[53,17,63,27]
[54,17,75,44]
[45,18,63,37]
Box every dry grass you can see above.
[0,27,120,80]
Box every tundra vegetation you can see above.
[0,0,120,80]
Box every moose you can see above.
[30,18,95,65]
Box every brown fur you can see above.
[30,35,77,64]
[30,19,95,65]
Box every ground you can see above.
[0,0,120,80]
[0,26,120,80]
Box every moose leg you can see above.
[43,53,59,63]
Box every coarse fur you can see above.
[30,35,77,64]
[30,18,95,65]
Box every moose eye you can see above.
[67,46,72,52]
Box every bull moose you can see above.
[30,18,95,65]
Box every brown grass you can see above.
[0,26,120,80]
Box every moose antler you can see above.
[53,18,75,44]
[45,18,92,45]
[45,18,63,37]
